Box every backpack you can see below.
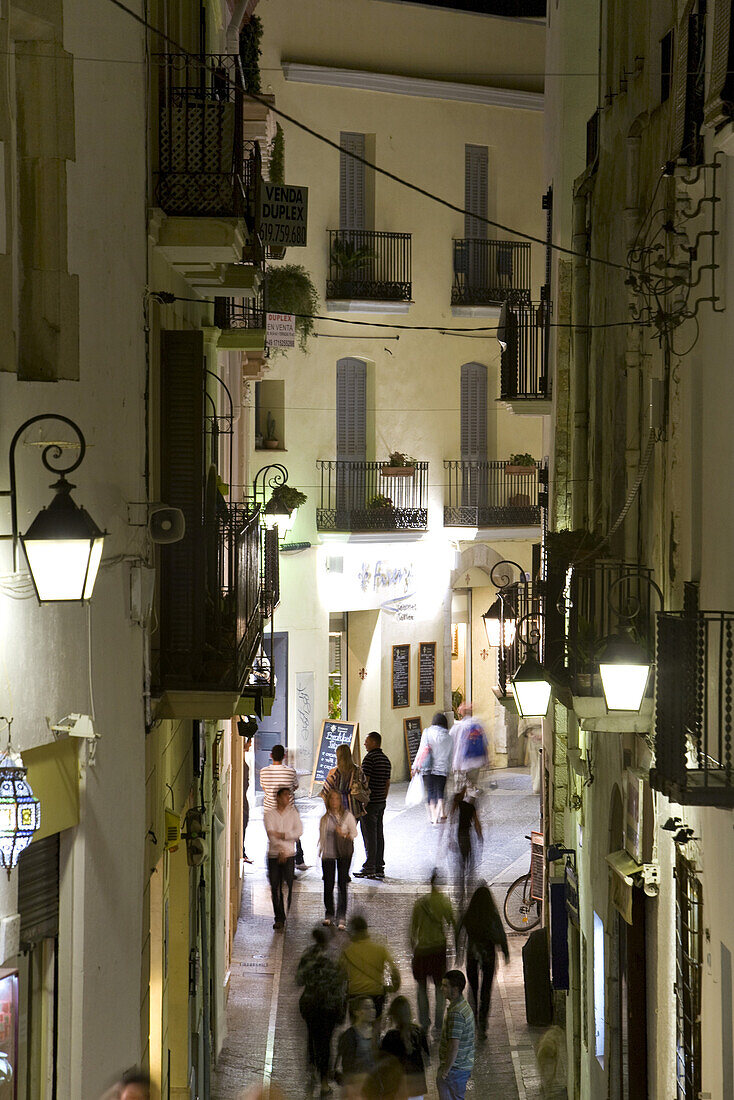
[299,952,348,1020]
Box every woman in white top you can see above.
[319,788,358,930]
[413,713,453,825]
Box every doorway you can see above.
[255,631,289,789]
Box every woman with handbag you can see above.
[322,744,370,821]
[319,787,358,929]
[413,713,453,825]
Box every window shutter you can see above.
[336,357,367,460]
[18,834,59,947]
[671,7,692,158]
[160,330,206,685]
[464,145,488,240]
[340,132,366,232]
[460,362,488,461]
[705,0,734,128]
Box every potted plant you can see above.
[505,453,537,476]
[264,411,279,449]
[265,264,319,351]
[330,235,377,296]
[380,450,416,477]
[268,483,307,513]
[367,492,394,512]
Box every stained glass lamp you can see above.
[0,752,41,876]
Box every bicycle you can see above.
[503,835,542,932]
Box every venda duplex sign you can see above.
[259,183,308,246]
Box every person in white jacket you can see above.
[264,786,303,930]
[413,712,454,825]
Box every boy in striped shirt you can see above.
[437,969,475,1099]
[259,744,307,869]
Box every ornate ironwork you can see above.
[316,460,428,533]
[499,302,551,401]
[443,460,543,528]
[214,294,265,331]
[451,239,531,306]
[326,230,412,302]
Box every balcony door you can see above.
[336,357,367,517]
[465,144,488,289]
[460,362,488,510]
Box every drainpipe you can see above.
[571,186,590,530]
[623,129,644,562]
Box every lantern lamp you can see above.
[598,633,651,713]
[0,752,40,876]
[510,652,552,718]
[482,596,516,649]
[21,476,105,602]
[264,496,296,540]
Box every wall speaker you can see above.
[149,505,186,544]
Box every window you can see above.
[660,30,672,103]
[340,132,366,232]
[464,144,488,240]
[675,853,702,1099]
[593,911,605,1067]
[336,357,367,510]
[460,362,488,461]
[704,0,734,131]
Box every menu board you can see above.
[418,642,436,707]
[310,720,359,793]
[392,644,410,708]
[403,716,422,769]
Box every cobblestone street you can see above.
[213,768,552,1099]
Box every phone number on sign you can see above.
[262,223,307,245]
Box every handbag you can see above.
[405,773,424,807]
[350,767,371,809]
[335,829,354,859]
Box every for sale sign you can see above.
[266,312,296,348]
[259,183,308,246]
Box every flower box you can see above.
[380,465,415,477]
[505,464,536,476]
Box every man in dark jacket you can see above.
[355,731,391,879]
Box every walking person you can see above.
[296,925,349,1097]
[263,786,303,930]
[410,870,455,1038]
[450,703,490,786]
[380,995,430,1099]
[320,788,358,929]
[436,970,475,1100]
[450,788,483,909]
[260,743,308,870]
[322,743,371,822]
[339,913,401,1023]
[355,732,391,880]
[242,733,253,863]
[457,883,509,1039]
[413,713,453,825]
[334,996,378,1095]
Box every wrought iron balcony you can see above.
[451,240,531,307]
[155,53,259,218]
[443,460,543,527]
[326,230,412,302]
[500,301,551,401]
[316,460,428,532]
[214,294,266,332]
[652,611,734,807]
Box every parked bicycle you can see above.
[503,835,542,932]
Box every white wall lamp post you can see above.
[0,415,106,602]
[598,574,663,713]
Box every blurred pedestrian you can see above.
[334,996,378,1094]
[363,1053,406,1100]
[296,925,349,1097]
[242,734,253,862]
[519,718,543,794]
[410,870,455,1038]
[320,788,358,929]
[413,713,453,825]
[98,1070,152,1100]
[436,970,475,1100]
[457,883,509,1039]
[263,786,303,930]
[450,789,483,908]
[450,703,489,785]
[322,744,371,824]
[340,914,401,1022]
[260,743,308,870]
[355,732,391,879]
[380,995,429,1099]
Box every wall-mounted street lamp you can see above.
[482,559,526,650]
[485,558,551,716]
[252,463,305,542]
[0,416,106,602]
[511,648,552,719]
[598,574,663,712]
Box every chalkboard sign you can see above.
[403,717,422,769]
[392,644,410,708]
[530,830,545,901]
[418,642,436,707]
[310,720,359,793]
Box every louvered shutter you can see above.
[705,0,734,127]
[671,6,692,158]
[340,133,366,232]
[18,834,59,947]
[160,330,206,687]
[464,145,488,240]
[460,363,488,460]
[336,357,367,514]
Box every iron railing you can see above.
[155,53,259,217]
[316,460,428,532]
[495,581,544,699]
[326,230,412,301]
[451,239,531,306]
[652,610,734,806]
[675,853,702,1100]
[214,293,266,331]
[443,460,542,527]
[500,301,551,400]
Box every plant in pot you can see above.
[264,411,279,449]
[265,482,308,538]
[265,264,319,351]
[367,492,393,511]
[330,236,377,297]
[505,452,537,475]
[381,450,416,477]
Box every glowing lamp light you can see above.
[0,753,40,876]
[264,498,297,541]
[21,476,105,602]
[510,653,552,718]
[482,597,516,649]
[599,634,651,712]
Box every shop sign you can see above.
[259,183,308,246]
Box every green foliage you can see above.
[265,264,319,352]
[386,451,416,467]
[508,452,536,466]
[546,528,606,568]
[367,493,393,510]
[269,123,285,185]
[451,687,463,720]
[266,411,277,441]
[269,483,307,513]
[239,15,263,93]
[330,236,377,272]
[328,679,342,720]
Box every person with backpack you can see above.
[457,883,509,1039]
[410,871,456,1037]
[296,926,349,1097]
[380,995,430,1099]
[450,703,490,784]
[319,787,358,930]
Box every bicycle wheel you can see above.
[503,873,541,932]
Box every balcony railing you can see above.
[316,460,428,532]
[652,611,734,807]
[443,460,542,527]
[155,53,257,217]
[326,230,412,302]
[500,302,551,401]
[159,501,262,694]
[214,293,266,331]
[451,240,531,307]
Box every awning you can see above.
[23,738,80,841]
[606,849,643,885]
[606,849,643,925]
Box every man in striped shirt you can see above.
[437,969,475,1099]
[354,731,391,880]
[259,744,307,869]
